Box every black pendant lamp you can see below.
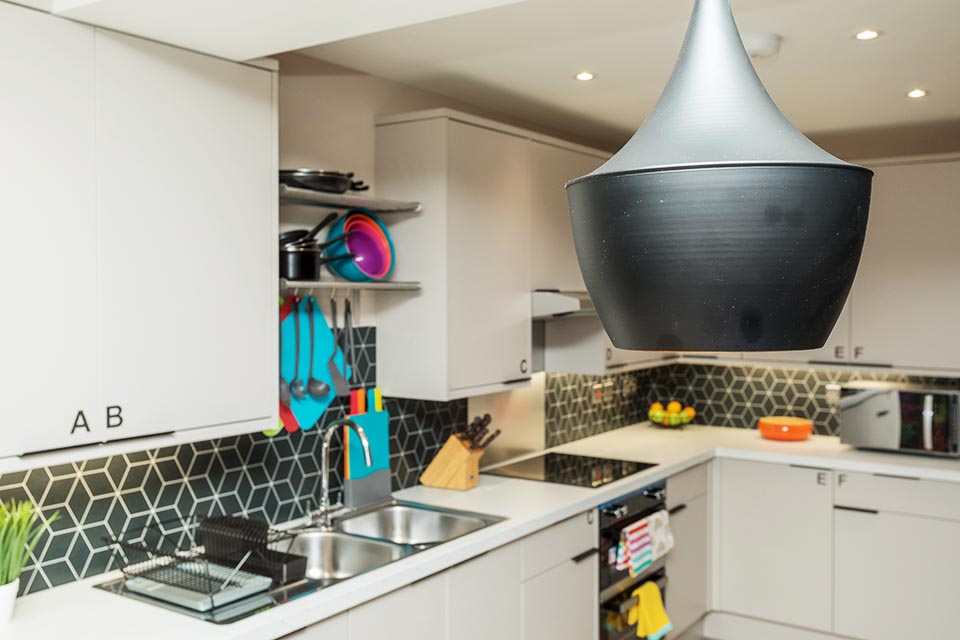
[566,0,872,352]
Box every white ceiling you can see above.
[300,0,960,150]
[8,0,524,61]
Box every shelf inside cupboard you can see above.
[279,278,421,292]
[279,184,422,213]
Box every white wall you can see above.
[277,53,608,186]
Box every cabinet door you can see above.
[280,613,348,638]
[447,122,531,391]
[850,160,960,370]
[447,543,523,640]
[744,298,851,365]
[835,508,960,640]
[94,32,276,440]
[529,141,602,291]
[349,574,446,640]
[665,493,708,636]
[522,552,598,640]
[0,5,101,457]
[717,460,832,631]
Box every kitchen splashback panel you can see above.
[546,363,960,447]
[0,327,466,596]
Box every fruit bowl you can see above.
[648,401,696,428]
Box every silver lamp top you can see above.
[575,0,868,182]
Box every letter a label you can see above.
[71,410,90,434]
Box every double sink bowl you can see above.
[99,500,503,623]
[280,500,504,586]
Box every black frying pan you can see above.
[279,169,369,194]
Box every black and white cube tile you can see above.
[545,363,960,447]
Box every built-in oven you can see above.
[598,481,668,640]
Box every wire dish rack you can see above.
[105,514,304,612]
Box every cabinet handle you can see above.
[834,346,845,360]
[837,473,847,487]
[519,359,529,374]
[668,504,687,516]
[571,548,599,564]
[502,376,531,385]
[816,471,827,486]
[605,348,613,361]
[834,505,878,515]
[874,473,920,481]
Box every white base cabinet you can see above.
[522,555,596,640]
[665,464,709,637]
[349,573,446,640]
[834,509,960,640]
[520,511,597,640]
[303,512,595,640]
[447,543,523,640]
[717,460,833,632]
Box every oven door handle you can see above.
[571,548,599,564]
[601,575,670,615]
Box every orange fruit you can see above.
[682,406,696,418]
[662,419,671,426]
[666,401,682,414]
[650,402,664,411]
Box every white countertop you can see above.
[12,423,960,639]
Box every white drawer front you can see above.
[668,462,709,509]
[835,470,960,520]
[521,511,596,581]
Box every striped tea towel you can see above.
[616,509,675,577]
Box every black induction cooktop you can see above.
[483,453,656,488]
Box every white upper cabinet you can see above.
[0,3,100,457]
[375,112,532,400]
[542,316,670,375]
[529,141,602,292]
[10,0,524,61]
[743,158,960,372]
[446,121,533,392]
[847,159,960,371]
[0,8,277,462]
[94,31,276,441]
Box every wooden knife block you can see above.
[419,435,484,491]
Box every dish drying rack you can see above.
[105,514,302,610]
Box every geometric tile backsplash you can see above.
[7,330,959,597]
[0,327,467,596]
[545,363,960,447]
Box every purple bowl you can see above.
[347,228,388,277]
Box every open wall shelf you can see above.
[279,184,422,213]
[279,278,421,292]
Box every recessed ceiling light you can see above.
[854,29,881,41]
[907,88,928,99]
[575,71,595,82]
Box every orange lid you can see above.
[759,416,812,428]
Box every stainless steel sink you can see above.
[337,502,502,546]
[282,529,410,584]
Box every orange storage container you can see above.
[758,416,813,441]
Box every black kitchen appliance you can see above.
[598,481,669,640]
[483,453,656,488]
